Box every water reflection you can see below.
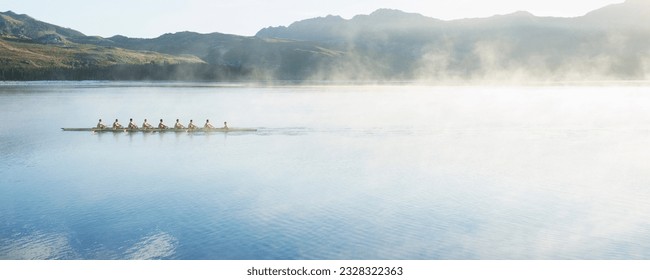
[125,232,178,260]
[0,231,179,260]
[0,232,77,260]
[3,83,650,259]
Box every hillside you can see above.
[577,0,650,30]
[0,10,345,81]
[0,11,219,80]
[3,0,650,81]
[0,11,84,43]
[0,38,212,80]
[256,1,650,81]
[84,32,346,80]
[0,38,203,68]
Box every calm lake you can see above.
[1,81,650,259]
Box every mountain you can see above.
[256,9,443,44]
[257,1,650,43]
[85,32,345,80]
[255,0,650,81]
[2,0,650,81]
[578,0,650,30]
[0,11,84,44]
[0,11,217,80]
[0,11,344,80]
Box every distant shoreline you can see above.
[3,2,650,84]
[2,79,650,88]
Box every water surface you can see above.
[2,82,650,259]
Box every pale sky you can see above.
[3,0,624,38]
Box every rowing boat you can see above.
[61,127,257,133]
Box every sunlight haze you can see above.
[3,0,624,38]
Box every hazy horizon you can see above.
[3,0,623,38]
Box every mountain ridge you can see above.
[0,10,85,44]
[256,1,650,42]
[2,0,650,81]
[579,0,650,30]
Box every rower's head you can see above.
[160,119,163,122]
[144,119,147,122]
[206,119,210,123]
[99,119,102,122]
[190,120,193,123]
[130,118,133,121]
[115,119,118,122]
[176,119,179,122]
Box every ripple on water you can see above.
[124,231,178,260]
[0,232,77,260]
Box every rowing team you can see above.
[96,118,228,130]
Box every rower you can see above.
[188,119,198,130]
[158,119,168,129]
[128,118,138,129]
[112,119,123,129]
[142,118,153,129]
[222,121,229,129]
[174,119,185,129]
[97,119,106,129]
[204,119,215,129]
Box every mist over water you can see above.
[2,82,650,259]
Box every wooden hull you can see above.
[62,127,257,133]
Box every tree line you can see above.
[0,63,251,81]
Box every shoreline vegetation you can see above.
[2,1,650,82]
[0,62,248,81]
